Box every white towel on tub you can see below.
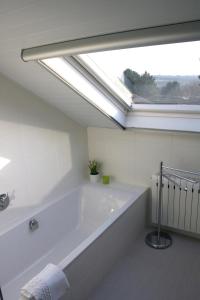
[20,263,70,300]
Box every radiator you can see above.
[152,175,200,234]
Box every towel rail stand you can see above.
[145,161,200,249]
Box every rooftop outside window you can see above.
[78,41,200,106]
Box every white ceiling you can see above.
[0,0,199,128]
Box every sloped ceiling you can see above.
[0,0,199,128]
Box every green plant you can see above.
[88,160,99,175]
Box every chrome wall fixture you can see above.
[0,193,10,211]
[29,218,39,232]
[146,161,200,249]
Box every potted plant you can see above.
[88,160,100,183]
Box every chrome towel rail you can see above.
[146,161,200,249]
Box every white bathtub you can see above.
[0,182,148,300]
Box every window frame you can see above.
[22,20,200,132]
[38,57,127,130]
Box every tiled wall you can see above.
[0,73,88,232]
[88,127,200,187]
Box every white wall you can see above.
[88,127,200,186]
[0,73,88,232]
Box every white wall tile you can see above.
[0,73,88,232]
[171,132,200,171]
[88,127,200,187]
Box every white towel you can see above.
[20,264,70,300]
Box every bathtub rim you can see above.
[0,184,83,237]
[0,181,148,237]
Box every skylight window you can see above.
[78,41,200,106]
[21,20,200,131]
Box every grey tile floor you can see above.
[88,230,200,300]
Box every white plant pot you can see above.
[89,174,100,183]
